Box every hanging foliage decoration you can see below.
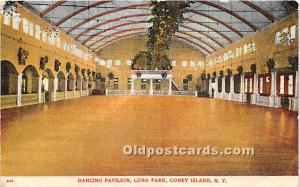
[87,69,91,76]
[18,47,29,65]
[39,56,48,70]
[108,72,114,80]
[66,62,71,73]
[75,64,80,75]
[145,0,192,70]
[266,58,275,72]
[54,59,61,72]
[186,74,193,81]
[237,66,243,75]
[250,64,256,74]
[288,56,298,70]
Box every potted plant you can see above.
[219,70,223,77]
[212,71,216,77]
[39,56,48,70]
[227,68,232,75]
[108,72,114,80]
[66,62,71,73]
[288,56,298,71]
[201,73,206,80]
[82,69,86,76]
[187,74,193,81]
[207,73,210,79]
[161,72,167,79]
[266,58,275,72]
[54,59,61,72]
[18,47,29,65]
[136,72,142,79]
[250,64,256,74]
[96,73,101,80]
[237,65,243,75]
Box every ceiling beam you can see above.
[180,25,224,48]
[66,3,151,34]
[189,10,243,38]
[185,18,233,43]
[55,1,111,26]
[90,27,148,49]
[95,31,210,55]
[198,1,257,31]
[241,1,275,22]
[40,1,66,17]
[177,31,215,51]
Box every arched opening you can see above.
[76,76,82,91]
[57,71,65,92]
[1,60,18,95]
[225,75,230,93]
[67,73,75,91]
[218,77,222,93]
[82,76,88,90]
[234,74,241,94]
[22,65,39,94]
[42,69,55,102]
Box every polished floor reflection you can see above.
[1,96,298,175]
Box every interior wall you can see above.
[97,35,206,91]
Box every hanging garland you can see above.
[39,56,48,70]
[18,47,29,65]
[66,62,71,73]
[54,59,61,72]
[266,58,275,72]
[146,0,192,69]
[75,64,80,75]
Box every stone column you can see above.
[269,72,277,107]
[221,76,225,99]
[214,76,218,98]
[73,79,76,97]
[229,75,234,100]
[252,74,258,104]
[168,78,172,95]
[149,79,153,95]
[240,73,245,102]
[80,79,83,96]
[17,73,23,106]
[208,78,212,97]
[38,76,43,103]
[130,78,135,95]
[53,77,58,101]
[64,78,68,99]
[292,72,298,111]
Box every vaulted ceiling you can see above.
[24,0,298,55]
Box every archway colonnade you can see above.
[207,70,298,111]
[1,60,95,108]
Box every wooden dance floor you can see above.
[1,96,298,175]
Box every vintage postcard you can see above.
[0,0,299,187]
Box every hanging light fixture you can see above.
[46,27,59,38]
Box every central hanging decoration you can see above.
[132,0,191,70]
